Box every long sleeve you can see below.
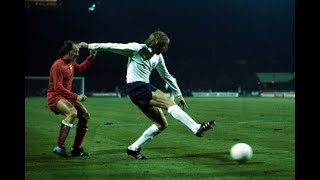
[88,42,142,57]
[74,55,95,73]
[156,55,182,96]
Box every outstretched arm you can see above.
[78,42,142,57]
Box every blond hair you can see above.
[145,31,170,52]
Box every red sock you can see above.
[72,126,88,149]
[57,123,71,146]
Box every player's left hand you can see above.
[177,95,188,110]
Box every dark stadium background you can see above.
[24,0,295,94]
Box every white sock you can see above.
[168,105,200,134]
[128,124,161,151]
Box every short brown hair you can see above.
[59,40,77,58]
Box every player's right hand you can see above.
[77,94,87,102]
[78,42,89,49]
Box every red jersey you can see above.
[47,56,94,110]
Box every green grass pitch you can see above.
[25,97,295,180]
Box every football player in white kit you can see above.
[79,31,215,160]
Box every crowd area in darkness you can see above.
[25,0,294,97]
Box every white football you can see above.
[230,143,253,163]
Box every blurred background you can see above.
[24,0,295,97]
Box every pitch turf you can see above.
[25,97,295,180]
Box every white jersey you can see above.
[88,42,182,96]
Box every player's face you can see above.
[70,45,79,61]
[153,42,169,55]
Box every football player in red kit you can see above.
[47,40,97,157]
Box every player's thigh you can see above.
[150,90,175,108]
[55,99,77,116]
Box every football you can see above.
[230,143,253,163]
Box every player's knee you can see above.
[81,112,90,120]
[70,112,77,119]
[165,99,175,109]
[158,122,168,131]
[66,109,77,122]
